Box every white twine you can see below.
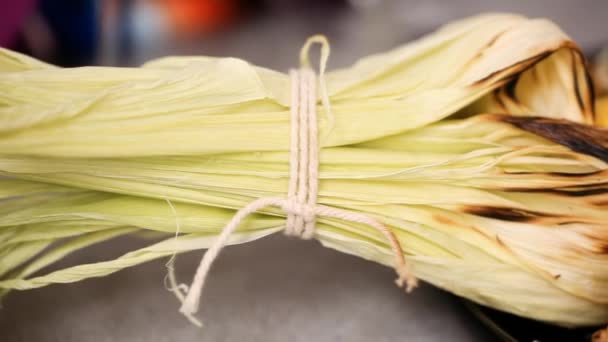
[178,35,417,324]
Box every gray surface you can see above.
[2,1,608,341]
[0,235,494,342]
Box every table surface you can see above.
[1,1,607,341]
[1,235,495,342]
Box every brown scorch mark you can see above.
[486,115,608,162]
[461,205,555,222]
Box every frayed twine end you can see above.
[181,311,204,328]
[395,264,418,293]
[179,300,203,327]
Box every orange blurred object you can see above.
[161,0,241,34]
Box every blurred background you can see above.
[1,1,608,341]
[2,0,608,69]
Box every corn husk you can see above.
[1,13,607,327]
[592,47,608,96]
[594,46,608,127]
[599,96,608,126]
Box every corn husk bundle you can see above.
[1,14,608,327]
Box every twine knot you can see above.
[176,35,417,325]
[282,198,316,223]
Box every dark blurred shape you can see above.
[38,0,99,66]
[0,0,99,66]
[117,0,135,65]
[466,301,600,342]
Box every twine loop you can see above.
[177,35,417,325]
